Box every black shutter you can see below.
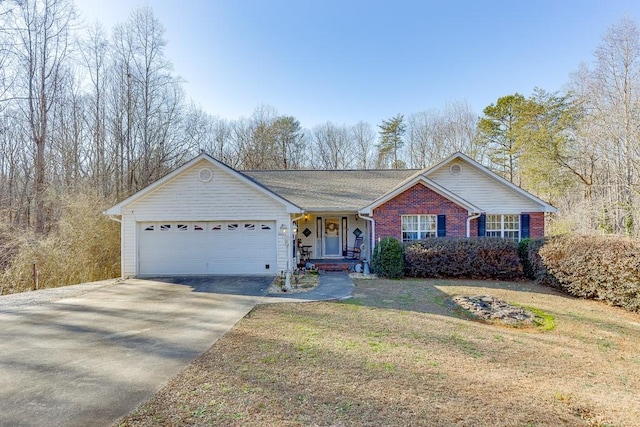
[437,215,446,237]
[342,216,348,256]
[478,214,486,237]
[520,214,530,239]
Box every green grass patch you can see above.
[525,306,556,331]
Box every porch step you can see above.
[314,262,353,272]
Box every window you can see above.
[401,215,436,242]
[244,223,256,230]
[143,225,155,231]
[160,224,171,231]
[227,223,238,231]
[177,224,188,231]
[486,214,520,240]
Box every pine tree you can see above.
[377,114,406,168]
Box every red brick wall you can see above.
[525,212,545,238]
[373,183,469,240]
[371,183,548,241]
[469,217,480,237]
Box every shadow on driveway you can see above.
[141,275,274,296]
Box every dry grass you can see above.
[0,190,120,294]
[118,279,640,427]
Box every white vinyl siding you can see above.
[128,160,287,221]
[428,159,541,213]
[486,214,520,241]
[402,214,436,242]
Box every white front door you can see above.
[323,217,341,256]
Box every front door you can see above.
[324,217,341,256]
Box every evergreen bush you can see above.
[372,237,404,279]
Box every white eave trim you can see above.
[358,175,481,215]
[103,153,303,215]
[423,152,558,213]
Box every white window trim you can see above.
[401,214,437,242]
[486,214,520,241]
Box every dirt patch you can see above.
[117,278,640,427]
[267,271,319,294]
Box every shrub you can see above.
[517,238,533,279]
[372,237,404,279]
[519,238,559,287]
[404,237,523,280]
[537,234,640,311]
[0,191,120,294]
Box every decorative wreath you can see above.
[327,223,337,231]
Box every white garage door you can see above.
[138,221,277,275]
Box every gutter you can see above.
[357,212,375,261]
[466,213,482,237]
[105,214,122,223]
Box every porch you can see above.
[294,212,371,265]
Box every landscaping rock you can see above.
[453,295,537,326]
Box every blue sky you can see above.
[75,0,640,129]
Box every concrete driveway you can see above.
[0,276,273,427]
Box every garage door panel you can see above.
[138,221,276,275]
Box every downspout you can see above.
[358,212,375,261]
[466,212,481,237]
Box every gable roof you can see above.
[103,153,302,215]
[244,169,419,211]
[423,152,558,213]
[359,175,482,215]
[104,151,557,216]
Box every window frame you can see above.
[486,214,520,241]
[401,214,437,242]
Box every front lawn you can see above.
[118,279,640,426]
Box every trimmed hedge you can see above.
[404,237,523,280]
[372,237,404,279]
[532,234,640,312]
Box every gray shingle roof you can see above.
[243,169,420,211]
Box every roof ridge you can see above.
[245,169,421,173]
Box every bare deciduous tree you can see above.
[12,0,76,232]
[310,122,354,169]
[351,121,376,169]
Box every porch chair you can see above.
[300,245,312,262]
[345,236,364,260]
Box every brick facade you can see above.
[373,183,469,241]
[372,184,547,241]
[525,212,545,238]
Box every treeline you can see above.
[0,0,639,240]
[475,18,640,237]
[0,0,479,233]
